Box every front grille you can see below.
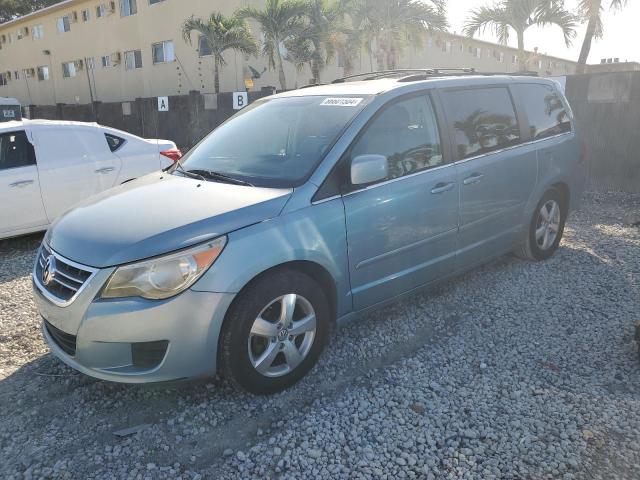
[44,319,77,356]
[35,246,95,304]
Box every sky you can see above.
[445,0,639,64]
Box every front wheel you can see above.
[218,270,330,395]
[516,188,567,261]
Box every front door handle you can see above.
[430,182,455,194]
[95,167,115,174]
[9,180,34,188]
[463,173,484,185]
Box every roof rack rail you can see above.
[332,68,538,84]
[332,68,476,83]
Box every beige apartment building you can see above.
[0,0,577,106]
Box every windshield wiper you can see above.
[187,169,254,187]
[171,158,206,181]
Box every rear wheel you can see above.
[517,188,567,261]
[219,270,330,394]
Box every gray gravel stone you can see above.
[1,192,639,480]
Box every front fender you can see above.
[191,197,352,317]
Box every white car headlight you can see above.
[101,237,226,300]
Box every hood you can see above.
[48,173,292,268]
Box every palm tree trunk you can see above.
[517,29,526,71]
[276,45,287,91]
[214,58,220,94]
[576,14,598,74]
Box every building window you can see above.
[23,68,35,79]
[17,27,29,40]
[101,55,112,67]
[198,36,212,56]
[97,3,114,17]
[37,66,50,81]
[57,16,71,33]
[86,57,96,70]
[120,0,138,17]
[32,25,44,39]
[152,40,174,64]
[62,61,77,78]
[149,0,166,4]
[82,9,91,21]
[13,71,19,80]
[0,72,9,86]
[124,50,143,70]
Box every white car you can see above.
[0,119,181,240]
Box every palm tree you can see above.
[297,0,346,84]
[464,0,577,70]
[575,0,628,74]
[347,0,448,71]
[182,13,259,94]
[236,0,307,90]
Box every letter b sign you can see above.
[233,92,249,110]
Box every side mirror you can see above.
[350,154,388,185]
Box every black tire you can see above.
[516,188,567,261]
[219,269,330,395]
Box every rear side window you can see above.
[514,83,572,140]
[349,94,444,182]
[105,133,125,152]
[442,87,520,160]
[0,130,35,170]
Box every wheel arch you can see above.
[550,181,570,212]
[224,260,338,326]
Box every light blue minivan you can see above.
[33,71,585,394]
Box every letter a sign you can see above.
[233,92,248,110]
[158,96,169,112]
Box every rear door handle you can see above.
[9,180,34,188]
[95,167,115,174]
[430,182,454,194]
[463,173,484,185]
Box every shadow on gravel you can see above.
[0,233,43,284]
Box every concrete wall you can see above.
[28,88,275,150]
[565,71,640,193]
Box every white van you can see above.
[0,119,180,239]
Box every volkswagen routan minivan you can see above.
[33,71,585,394]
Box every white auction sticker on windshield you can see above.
[320,97,363,107]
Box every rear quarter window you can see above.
[105,133,126,152]
[442,87,521,160]
[514,83,572,140]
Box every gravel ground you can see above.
[1,191,639,480]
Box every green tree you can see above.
[464,0,577,70]
[0,0,59,23]
[182,13,259,94]
[347,0,448,71]
[575,0,628,74]
[296,0,346,84]
[236,0,307,90]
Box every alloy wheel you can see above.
[535,199,561,251]
[247,294,316,378]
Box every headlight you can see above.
[101,237,226,300]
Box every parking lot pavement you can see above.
[1,192,639,479]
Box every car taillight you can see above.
[160,148,183,163]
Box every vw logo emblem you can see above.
[42,255,57,286]
[277,329,289,341]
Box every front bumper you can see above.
[33,278,235,383]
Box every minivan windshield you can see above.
[177,95,369,188]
